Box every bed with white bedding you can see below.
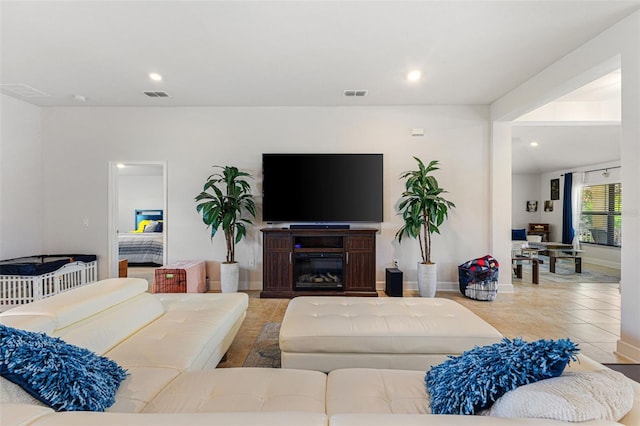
[118,232,163,265]
[118,209,164,265]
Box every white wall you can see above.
[118,175,164,232]
[518,99,621,122]
[39,106,490,291]
[0,94,43,259]
[511,174,541,229]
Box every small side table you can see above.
[512,255,540,284]
[548,249,582,273]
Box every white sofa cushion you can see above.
[0,403,55,426]
[108,367,181,413]
[143,368,327,414]
[53,293,165,354]
[328,414,621,425]
[0,315,54,334]
[327,369,428,415]
[280,297,503,354]
[105,293,248,371]
[20,410,328,426]
[0,278,148,331]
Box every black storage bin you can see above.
[458,255,499,301]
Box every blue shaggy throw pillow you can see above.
[0,325,128,411]
[425,337,579,415]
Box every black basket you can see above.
[458,255,499,301]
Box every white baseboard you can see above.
[245,280,263,291]
[207,280,264,292]
[616,339,640,363]
[244,280,512,294]
[376,281,514,294]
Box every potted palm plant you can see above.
[396,157,455,297]
[195,165,256,292]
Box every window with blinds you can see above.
[579,183,621,247]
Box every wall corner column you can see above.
[491,121,514,293]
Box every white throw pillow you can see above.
[0,376,46,406]
[486,369,633,422]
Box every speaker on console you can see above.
[385,268,403,297]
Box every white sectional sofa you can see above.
[0,277,248,374]
[1,281,639,426]
[0,278,252,413]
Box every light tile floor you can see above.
[437,281,626,364]
[132,263,631,367]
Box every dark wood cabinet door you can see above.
[263,234,291,292]
[345,234,376,292]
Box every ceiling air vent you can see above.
[0,83,50,98]
[144,91,169,98]
[343,90,368,97]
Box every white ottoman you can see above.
[279,297,503,372]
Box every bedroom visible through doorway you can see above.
[108,161,167,282]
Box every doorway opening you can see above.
[510,67,621,282]
[108,161,168,281]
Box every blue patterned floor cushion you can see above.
[425,337,579,415]
[0,325,127,411]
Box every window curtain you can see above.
[562,173,574,244]
[571,173,585,249]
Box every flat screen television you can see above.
[262,153,383,223]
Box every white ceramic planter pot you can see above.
[220,262,239,293]
[417,262,437,297]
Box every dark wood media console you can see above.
[261,227,377,298]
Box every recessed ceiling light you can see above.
[117,163,125,169]
[407,70,422,82]
[530,141,539,147]
[149,72,163,81]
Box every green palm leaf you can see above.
[395,157,455,264]
[195,165,256,263]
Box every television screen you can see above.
[262,153,383,223]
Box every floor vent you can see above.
[0,83,50,98]
[343,90,368,97]
[144,91,169,98]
